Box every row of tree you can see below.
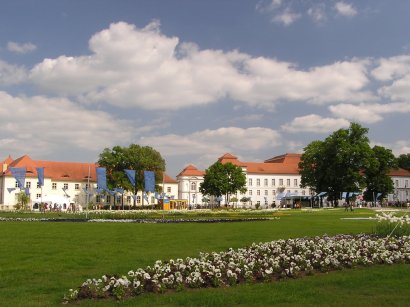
[94,123,408,207]
[299,122,403,204]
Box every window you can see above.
[279,179,283,186]
[406,180,409,188]
[96,195,101,203]
[302,190,306,195]
[116,195,122,203]
[256,179,260,186]
[37,182,41,188]
[63,183,68,190]
[36,194,41,198]
[248,178,252,186]
[257,190,260,196]
[15,181,19,188]
[106,195,111,203]
[191,181,196,191]
[26,182,31,188]
[272,179,275,186]
[136,196,141,204]
[256,201,260,206]
[52,183,57,190]
[264,179,268,186]
[286,179,290,186]
[249,190,253,196]
[75,184,80,190]
[85,184,89,190]
[126,196,131,204]
[167,187,171,193]
[264,190,268,196]
[395,180,399,187]
[294,179,298,187]
[151,196,155,203]
[272,190,276,195]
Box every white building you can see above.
[388,168,410,203]
[177,153,312,208]
[0,154,178,210]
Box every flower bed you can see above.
[374,212,410,236]
[63,234,410,302]
[0,216,276,223]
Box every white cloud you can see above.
[29,21,375,111]
[7,41,37,54]
[139,127,281,169]
[0,91,133,157]
[282,114,350,133]
[307,4,327,23]
[272,9,301,26]
[371,55,410,81]
[329,102,410,124]
[334,2,357,17]
[0,59,27,85]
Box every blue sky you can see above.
[0,0,409,177]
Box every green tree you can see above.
[15,191,30,211]
[299,122,373,205]
[363,145,397,202]
[397,153,410,171]
[97,144,166,206]
[200,162,246,206]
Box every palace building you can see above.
[0,155,178,210]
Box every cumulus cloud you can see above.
[334,2,357,17]
[0,59,27,85]
[371,55,410,81]
[307,4,327,23]
[281,114,350,133]
[329,102,410,124]
[139,127,281,169]
[28,21,375,111]
[0,91,133,157]
[7,41,37,54]
[272,9,301,26]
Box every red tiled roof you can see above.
[163,173,178,184]
[388,168,410,177]
[2,155,97,182]
[177,164,205,177]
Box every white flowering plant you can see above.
[63,234,410,303]
[374,212,410,236]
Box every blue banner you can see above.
[144,171,155,192]
[10,167,26,189]
[25,188,30,195]
[96,167,107,190]
[124,169,136,187]
[36,167,44,187]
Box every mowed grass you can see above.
[1,208,409,306]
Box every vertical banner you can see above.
[144,171,155,192]
[10,167,26,189]
[124,169,136,186]
[36,167,44,187]
[96,167,107,190]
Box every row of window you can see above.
[248,189,305,196]
[16,181,87,190]
[95,195,155,204]
[395,180,409,188]
[248,178,298,187]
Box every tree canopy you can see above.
[397,153,410,172]
[97,144,165,194]
[299,122,373,203]
[199,162,246,205]
[363,145,397,201]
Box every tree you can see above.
[363,146,397,202]
[200,162,246,206]
[299,122,373,205]
[397,153,410,172]
[97,144,166,206]
[15,191,30,211]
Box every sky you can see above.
[0,0,409,178]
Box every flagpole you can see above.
[86,164,90,219]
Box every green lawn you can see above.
[0,208,408,306]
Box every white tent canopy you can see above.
[33,195,72,205]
